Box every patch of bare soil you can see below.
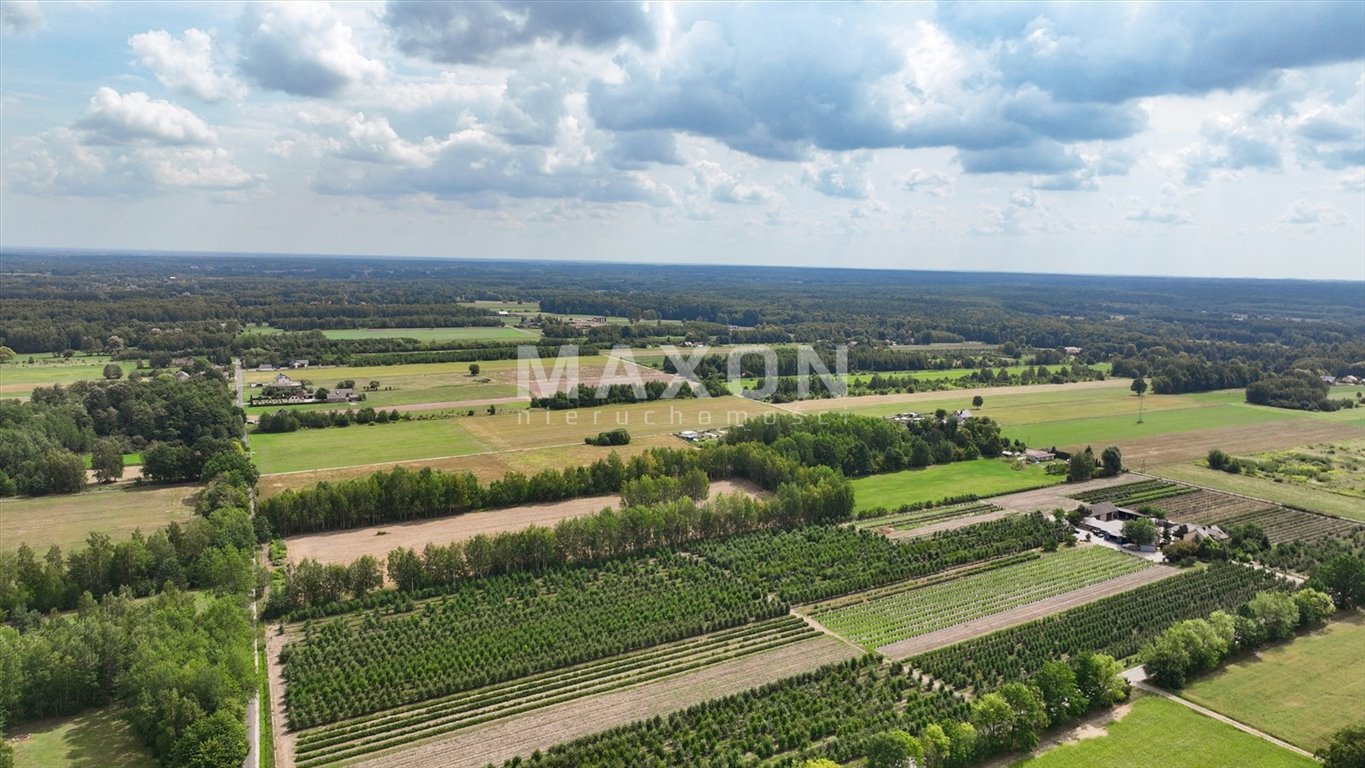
[284,479,765,568]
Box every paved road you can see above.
[237,357,261,768]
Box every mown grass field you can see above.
[1013,695,1316,768]
[251,418,490,474]
[0,483,198,550]
[0,357,146,398]
[850,459,1063,513]
[9,706,157,768]
[726,363,1115,394]
[809,381,1356,455]
[1181,612,1365,752]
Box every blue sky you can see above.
[2,1,1363,279]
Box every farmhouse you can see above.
[1338,375,1360,385]
[1023,448,1056,463]
[890,412,923,424]
[953,409,973,422]
[174,370,192,382]
[256,364,276,371]
[289,359,311,369]
[1063,346,1083,355]
[273,373,303,388]
[1076,501,1151,546]
[326,388,361,403]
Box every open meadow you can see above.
[1012,695,1316,768]
[8,707,157,768]
[0,483,198,550]
[850,458,1063,513]
[0,356,145,398]
[250,417,489,474]
[1180,612,1365,752]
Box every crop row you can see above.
[691,513,1071,604]
[909,562,1287,692]
[853,502,1002,532]
[292,617,817,767]
[1069,479,1183,504]
[1153,489,1270,524]
[815,545,1151,649]
[498,655,970,768]
[803,551,1041,613]
[1219,506,1362,544]
[282,553,781,729]
[1111,484,1199,506]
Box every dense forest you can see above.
[2,253,1362,383]
[0,375,242,495]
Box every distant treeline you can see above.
[531,381,700,409]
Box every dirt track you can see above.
[346,634,860,768]
[878,564,1179,659]
[284,479,765,567]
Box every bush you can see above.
[585,428,631,446]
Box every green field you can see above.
[850,459,1063,512]
[1013,695,1316,768]
[1181,612,1365,752]
[250,418,489,474]
[9,706,157,768]
[816,546,1150,649]
[1010,403,1299,450]
[82,452,143,469]
[0,357,146,398]
[245,358,529,413]
[821,383,1345,453]
[318,326,540,342]
[0,483,198,550]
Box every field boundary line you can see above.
[1131,680,1314,758]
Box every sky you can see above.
[2,1,1363,280]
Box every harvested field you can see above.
[879,564,1179,659]
[0,483,198,550]
[291,616,819,767]
[342,634,860,768]
[1117,420,1364,467]
[284,479,766,568]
